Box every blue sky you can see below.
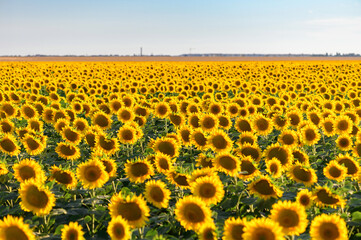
[0,0,360,55]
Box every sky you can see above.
[0,0,360,56]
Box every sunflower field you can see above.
[0,61,361,240]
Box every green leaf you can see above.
[352,211,361,222]
[145,229,158,238]
[84,215,92,223]
[54,225,64,235]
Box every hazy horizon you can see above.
[1,0,360,56]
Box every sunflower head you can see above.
[13,158,45,183]
[323,160,347,182]
[242,217,284,240]
[55,142,81,161]
[107,216,130,240]
[296,189,313,209]
[61,221,85,240]
[313,186,345,209]
[207,129,233,154]
[0,215,35,240]
[214,153,240,177]
[144,180,171,209]
[0,134,20,156]
[310,214,348,240]
[287,163,318,187]
[124,158,154,183]
[76,159,109,189]
[248,175,283,200]
[50,166,77,189]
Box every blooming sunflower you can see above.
[61,126,82,145]
[117,124,138,145]
[144,180,171,209]
[287,110,302,128]
[248,175,283,200]
[0,133,20,156]
[336,134,353,151]
[19,179,56,216]
[55,142,81,161]
[313,186,345,209]
[54,118,70,133]
[76,159,109,189]
[238,156,260,181]
[50,166,77,189]
[198,221,217,240]
[167,171,190,189]
[214,153,240,177]
[177,126,192,146]
[242,218,284,240]
[154,152,174,174]
[236,143,262,162]
[270,200,308,236]
[334,115,353,135]
[296,189,313,209]
[222,217,247,240]
[336,154,360,178]
[278,129,299,149]
[190,175,224,205]
[207,129,233,154]
[101,158,117,178]
[237,132,257,146]
[189,168,217,183]
[199,114,219,133]
[21,134,46,156]
[0,215,35,240]
[96,133,120,156]
[61,222,85,240]
[13,158,45,183]
[235,117,253,133]
[265,158,283,178]
[264,143,293,167]
[252,114,273,136]
[323,160,347,182]
[117,107,135,124]
[108,193,150,228]
[195,153,214,168]
[124,158,154,183]
[169,113,185,128]
[300,123,321,146]
[287,163,317,187]
[21,104,38,120]
[190,129,208,150]
[175,195,212,231]
[0,119,15,134]
[292,149,310,165]
[320,117,335,137]
[310,214,348,240]
[0,162,8,176]
[92,111,112,130]
[272,113,289,130]
[153,137,179,158]
[107,216,130,240]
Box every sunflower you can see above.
[195,153,214,168]
[169,113,185,128]
[334,115,353,135]
[21,104,38,120]
[252,114,273,136]
[73,118,89,133]
[237,143,262,162]
[55,142,81,161]
[278,130,298,148]
[116,107,135,124]
[227,103,240,118]
[292,149,310,165]
[107,216,130,240]
[101,158,117,178]
[154,102,171,119]
[108,193,149,228]
[270,200,308,236]
[200,114,219,132]
[0,162,8,176]
[178,126,192,146]
[198,221,217,240]
[22,134,46,156]
[13,158,45,183]
[296,189,313,209]
[238,156,260,181]
[265,158,283,178]
[264,143,293,167]
[320,117,335,137]
[19,179,56,216]
[310,214,348,240]
[189,129,207,150]
[0,134,20,156]
[151,151,173,173]
[190,175,224,205]
[55,118,70,133]
[153,137,179,158]
[248,175,283,200]
[144,180,171,209]
[237,132,257,146]
[313,186,345,209]
[92,111,112,130]
[76,159,109,189]
[189,168,217,183]
[27,118,44,132]
[287,110,302,128]
[287,163,317,187]
[323,160,347,182]
[335,134,352,151]
[207,129,233,154]
[235,117,253,133]
[0,119,15,134]
[300,123,321,146]
[61,222,85,240]
[50,166,77,189]
[336,154,360,178]
[208,101,223,115]
[124,158,154,183]
[242,218,284,240]
[214,153,240,177]
[96,133,120,156]
[1,102,17,118]
[272,113,289,130]
[222,217,247,240]
[117,125,138,145]
[167,171,190,189]
[175,195,212,231]
[0,215,35,240]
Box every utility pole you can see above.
[140,47,143,56]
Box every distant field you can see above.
[1,56,361,61]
